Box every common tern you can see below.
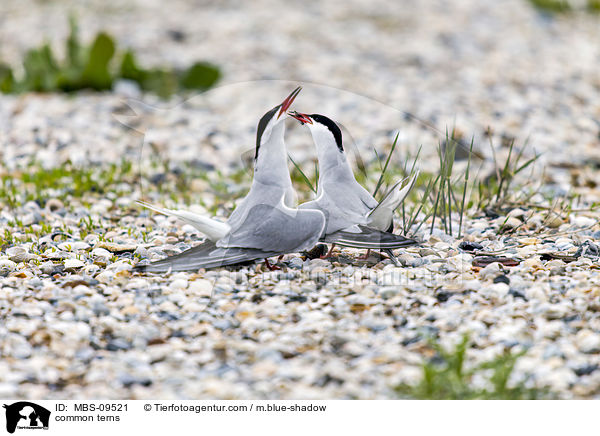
[136,87,326,273]
[288,111,418,259]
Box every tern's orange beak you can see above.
[288,110,312,124]
[278,86,302,119]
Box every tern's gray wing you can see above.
[226,182,286,230]
[302,168,378,234]
[134,240,278,273]
[219,203,325,253]
[300,188,370,235]
[323,225,418,249]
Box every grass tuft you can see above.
[527,0,600,12]
[528,0,572,12]
[396,336,549,399]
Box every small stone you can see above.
[419,248,438,257]
[288,257,304,269]
[576,330,600,353]
[134,245,148,258]
[479,262,502,280]
[169,278,188,290]
[189,279,213,297]
[522,257,542,270]
[92,248,111,258]
[213,319,232,330]
[45,198,64,213]
[379,287,400,299]
[96,241,137,253]
[499,216,521,229]
[121,306,140,316]
[64,258,85,270]
[95,270,115,284]
[480,283,509,300]
[0,258,17,273]
[493,274,510,285]
[546,215,563,228]
[543,304,569,320]
[519,237,540,246]
[571,215,596,228]
[106,338,130,351]
[6,247,33,263]
[458,241,483,251]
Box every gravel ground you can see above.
[1,0,600,399]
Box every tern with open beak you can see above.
[288,111,418,261]
[136,87,326,273]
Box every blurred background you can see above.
[1,0,598,167]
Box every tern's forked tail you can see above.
[367,171,419,231]
[137,200,230,241]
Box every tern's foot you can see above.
[264,258,281,271]
[357,249,371,260]
[319,244,337,259]
[357,251,387,264]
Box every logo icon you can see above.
[3,402,50,434]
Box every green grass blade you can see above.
[373,132,399,197]
[288,154,316,193]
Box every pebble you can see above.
[288,257,304,269]
[576,330,600,354]
[6,247,37,263]
[571,216,596,228]
[96,242,138,253]
[189,279,214,297]
[64,259,85,270]
[500,216,522,229]
[546,216,564,228]
[478,262,503,281]
[0,258,17,273]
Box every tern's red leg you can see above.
[320,244,336,259]
[264,258,281,271]
[358,249,371,260]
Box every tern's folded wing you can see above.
[323,225,418,249]
[134,240,278,273]
[220,203,325,253]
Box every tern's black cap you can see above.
[310,114,343,152]
[255,105,281,159]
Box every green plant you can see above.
[1,17,221,98]
[528,0,572,12]
[0,62,15,93]
[0,158,139,210]
[119,49,221,98]
[1,229,15,247]
[289,154,316,194]
[588,0,600,12]
[528,0,600,12]
[477,138,540,212]
[373,132,399,197]
[395,336,548,399]
[430,130,458,236]
[395,129,471,238]
[398,131,541,237]
[0,176,19,209]
[457,138,474,238]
